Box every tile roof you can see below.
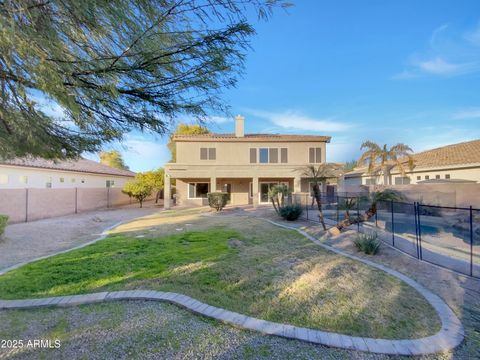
[399,139,480,169]
[0,157,136,177]
[173,133,331,142]
[344,139,480,177]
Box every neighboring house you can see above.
[342,139,480,187]
[0,157,135,189]
[164,115,332,208]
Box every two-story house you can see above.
[164,115,331,208]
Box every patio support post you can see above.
[294,176,301,193]
[164,173,171,209]
[210,176,217,193]
[252,177,259,208]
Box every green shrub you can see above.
[353,232,381,255]
[279,204,303,221]
[0,215,8,237]
[207,192,229,211]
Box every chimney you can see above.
[235,114,244,137]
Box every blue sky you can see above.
[86,0,480,172]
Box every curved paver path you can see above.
[0,217,464,356]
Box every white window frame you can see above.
[258,181,290,204]
[259,148,269,163]
[188,182,210,199]
[200,147,216,160]
[394,176,411,185]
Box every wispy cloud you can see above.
[417,57,479,75]
[452,108,480,120]
[245,109,352,132]
[464,22,480,45]
[393,21,480,79]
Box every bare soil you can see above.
[0,201,162,271]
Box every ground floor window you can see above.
[365,177,376,185]
[394,176,411,185]
[188,182,209,199]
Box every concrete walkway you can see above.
[0,215,465,356]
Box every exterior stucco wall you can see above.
[0,165,132,189]
[343,165,480,187]
[0,188,133,224]
[176,141,327,165]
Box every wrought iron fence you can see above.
[292,193,480,278]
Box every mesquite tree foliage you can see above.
[0,0,287,159]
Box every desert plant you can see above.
[0,215,8,237]
[207,192,229,211]
[279,204,303,221]
[334,189,403,232]
[299,164,344,230]
[268,184,289,215]
[337,197,357,220]
[353,232,381,255]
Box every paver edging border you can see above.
[0,215,465,356]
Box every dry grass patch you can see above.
[0,209,441,339]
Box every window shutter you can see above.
[315,147,322,163]
[309,148,315,163]
[208,148,216,160]
[281,148,288,163]
[250,148,257,163]
[269,148,278,163]
[200,148,207,160]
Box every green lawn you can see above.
[0,212,441,339]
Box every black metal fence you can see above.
[293,193,480,278]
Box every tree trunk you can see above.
[335,204,377,231]
[383,165,390,185]
[155,190,160,204]
[271,197,279,214]
[313,184,327,231]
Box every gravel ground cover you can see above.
[0,300,414,360]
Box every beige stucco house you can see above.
[164,116,332,208]
[341,139,480,188]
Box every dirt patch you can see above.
[228,238,244,248]
[0,201,162,271]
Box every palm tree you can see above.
[299,163,344,230]
[334,189,403,231]
[268,184,289,215]
[357,141,415,185]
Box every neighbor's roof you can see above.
[173,133,331,142]
[396,139,480,170]
[344,139,480,177]
[0,157,136,177]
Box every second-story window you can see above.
[281,148,288,163]
[259,148,269,163]
[250,148,257,163]
[200,147,216,160]
[309,147,322,163]
[269,148,278,163]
